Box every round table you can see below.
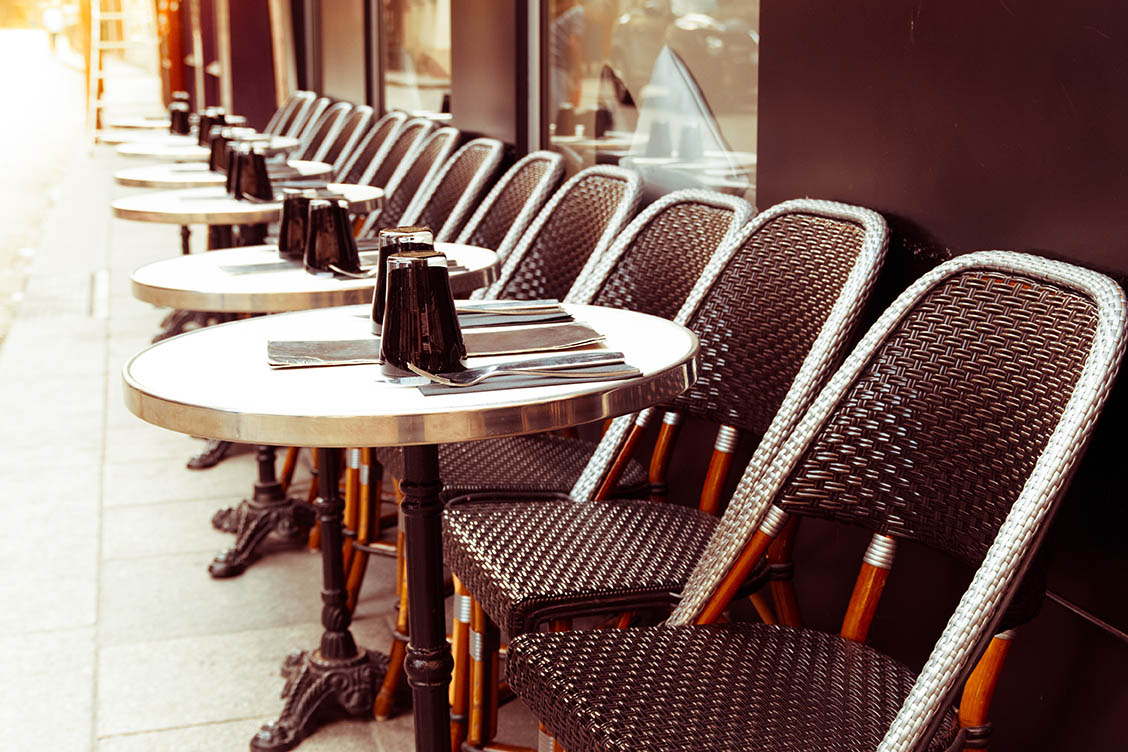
[98,131,196,147]
[105,115,172,130]
[123,304,697,752]
[117,134,301,161]
[112,183,382,226]
[114,160,333,189]
[131,243,499,313]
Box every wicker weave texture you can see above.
[299,102,349,162]
[589,202,739,318]
[670,212,867,435]
[508,623,955,752]
[340,114,402,184]
[775,270,1096,564]
[499,173,635,301]
[368,120,431,190]
[374,434,646,502]
[462,156,562,253]
[444,500,717,635]
[376,129,457,228]
[321,107,370,167]
[409,141,500,240]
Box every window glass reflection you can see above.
[549,0,758,202]
[383,0,452,115]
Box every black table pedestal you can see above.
[401,444,454,752]
[252,447,388,751]
[210,446,313,578]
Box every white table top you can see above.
[113,160,332,189]
[98,131,195,147]
[123,304,698,447]
[104,115,172,130]
[117,134,300,161]
[131,243,499,312]
[111,183,383,225]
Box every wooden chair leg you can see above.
[748,591,777,624]
[346,451,380,612]
[307,450,321,549]
[958,631,1016,750]
[373,525,408,720]
[342,448,361,573]
[468,597,500,746]
[648,411,682,503]
[594,411,652,501]
[279,446,299,493]
[450,576,472,751]
[698,425,739,516]
[840,533,895,643]
[767,517,803,627]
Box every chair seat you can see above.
[373,433,648,501]
[443,498,721,635]
[507,623,960,752]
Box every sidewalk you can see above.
[0,143,537,750]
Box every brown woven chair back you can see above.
[494,166,641,301]
[669,210,871,437]
[583,190,753,319]
[402,138,504,241]
[298,101,351,162]
[375,127,460,230]
[339,112,408,185]
[366,117,434,189]
[321,105,372,169]
[774,268,1098,565]
[458,152,565,257]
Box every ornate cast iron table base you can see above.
[249,448,393,750]
[251,648,388,752]
[209,446,313,578]
[187,438,234,469]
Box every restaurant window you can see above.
[382,0,452,115]
[547,0,758,203]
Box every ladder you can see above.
[86,0,159,136]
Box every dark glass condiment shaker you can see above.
[278,189,319,261]
[169,92,191,135]
[304,198,361,276]
[370,226,434,335]
[225,144,243,195]
[208,126,231,172]
[237,146,272,201]
[379,250,466,377]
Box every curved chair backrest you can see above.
[362,117,436,190]
[361,126,461,234]
[337,110,408,184]
[322,105,374,173]
[668,251,1127,751]
[400,138,506,242]
[299,101,353,163]
[293,96,330,147]
[264,90,313,135]
[565,188,753,318]
[477,165,642,301]
[569,199,889,503]
[455,151,565,262]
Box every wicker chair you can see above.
[505,251,1128,752]
[357,126,461,236]
[335,111,408,185]
[292,96,330,150]
[319,104,374,174]
[296,101,352,163]
[455,151,565,261]
[473,164,643,301]
[442,199,889,750]
[397,137,506,241]
[263,90,314,136]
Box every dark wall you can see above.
[230,1,277,128]
[757,2,1128,748]
[758,0,1128,278]
[450,0,524,147]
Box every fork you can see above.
[406,360,637,387]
